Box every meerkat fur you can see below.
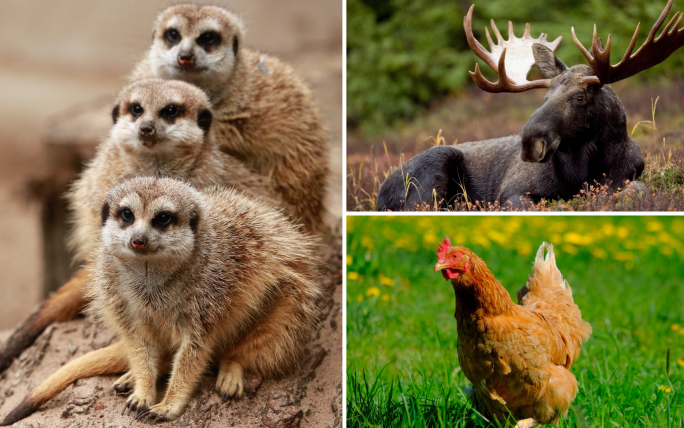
[131,4,330,232]
[0,78,280,377]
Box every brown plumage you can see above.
[130,4,329,232]
[434,239,592,427]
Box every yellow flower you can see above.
[647,221,663,232]
[366,287,380,297]
[564,232,592,246]
[617,226,629,239]
[378,274,394,286]
[678,358,684,368]
[672,324,681,332]
[348,272,359,281]
[346,255,352,265]
[613,252,634,262]
[381,294,390,302]
[658,385,672,393]
[356,294,364,302]
[591,248,607,259]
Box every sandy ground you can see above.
[0,0,343,330]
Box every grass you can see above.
[347,216,684,427]
[347,82,684,212]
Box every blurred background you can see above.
[347,0,684,210]
[0,0,342,330]
[347,216,684,426]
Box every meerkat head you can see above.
[110,78,213,157]
[148,4,245,86]
[101,177,204,266]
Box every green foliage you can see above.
[347,0,684,135]
[347,216,684,427]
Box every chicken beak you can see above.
[434,261,449,272]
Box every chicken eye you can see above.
[128,103,143,119]
[164,28,181,45]
[159,104,184,121]
[152,212,177,229]
[197,31,221,49]
[119,208,134,224]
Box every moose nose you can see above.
[178,53,195,66]
[130,235,148,251]
[521,138,546,163]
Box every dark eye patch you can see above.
[164,28,181,45]
[152,211,177,230]
[197,31,222,50]
[101,202,110,226]
[197,109,212,133]
[159,104,185,122]
[128,103,143,119]
[118,208,134,226]
[232,35,238,56]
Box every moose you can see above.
[377,1,684,211]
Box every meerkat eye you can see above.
[159,105,185,121]
[152,212,177,229]
[197,31,222,49]
[118,208,134,225]
[164,28,181,45]
[128,103,143,119]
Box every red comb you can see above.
[436,236,451,260]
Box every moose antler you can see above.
[572,0,684,85]
[464,4,562,92]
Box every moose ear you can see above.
[111,104,120,124]
[101,202,110,226]
[197,109,213,134]
[532,43,567,79]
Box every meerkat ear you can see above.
[197,109,213,134]
[189,211,200,234]
[101,202,110,226]
[232,36,239,56]
[111,104,120,124]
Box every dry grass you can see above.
[347,83,684,212]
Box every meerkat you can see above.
[130,4,330,233]
[0,78,279,375]
[0,177,321,424]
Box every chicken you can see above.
[434,238,592,428]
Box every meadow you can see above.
[347,216,684,427]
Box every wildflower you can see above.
[678,358,684,368]
[378,274,394,286]
[348,272,360,281]
[346,255,352,265]
[366,287,380,297]
[356,294,363,302]
[647,221,663,232]
[591,248,607,259]
[381,294,390,302]
[671,324,681,332]
[658,385,672,393]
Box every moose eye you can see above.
[152,212,177,229]
[119,208,134,224]
[160,105,184,121]
[575,94,585,103]
[197,31,221,49]
[128,103,143,118]
[164,28,181,45]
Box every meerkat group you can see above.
[0,3,329,425]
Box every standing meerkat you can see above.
[0,177,321,424]
[0,78,279,375]
[130,4,330,232]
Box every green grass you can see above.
[347,216,684,427]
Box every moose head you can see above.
[464,0,684,163]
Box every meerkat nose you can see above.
[139,122,156,143]
[130,235,148,250]
[178,53,195,66]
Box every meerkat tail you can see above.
[0,270,89,374]
[0,341,127,426]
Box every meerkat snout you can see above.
[178,52,195,67]
[130,234,148,251]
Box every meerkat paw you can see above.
[110,371,136,395]
[215,361,244,401]
[137,401,184,422]
[121,390,155,419]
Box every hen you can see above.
[434,238,591,427]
